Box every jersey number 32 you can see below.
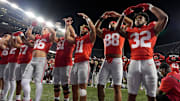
[130,30,151,49]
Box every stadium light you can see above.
[25,11,36,18]
[37,17,44,23]
[0,0,65,32]
[10,3,19,9]
[46,21,54,27]
[0,0,8,3]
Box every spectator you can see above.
[157,62,180,101]
[88,59,96,86]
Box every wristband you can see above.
[20,32,24,37]
[121,13,125,16]
[149,4,154,11]
[86,18,91,22]
[12,36,16,39]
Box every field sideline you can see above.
[22,83,147,101]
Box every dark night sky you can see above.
[7,0,180,50]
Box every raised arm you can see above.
[25,26,35,40]
[22,38,34,47]
[108,11,133,28]
[78,13,96,44]
[136,3,168,35]
[0,38,7,49]
[0,34,11,49]
[64,17,76,44]
[109,11,133,38]
[115,15,128,38]
[48,27,56,42]
[150,5,168,35]
[95,12,109,38]
[10,36,22,48]
[66,17,76,38]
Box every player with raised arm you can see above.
[0,33,11,97]
[21,23,56,101]
[15,34,34,101]
[64,13,96,101]
[116,3,168,101]
[53,21,75,101]
[2,32,22,101]
[95,11,132,101]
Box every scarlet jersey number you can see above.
[105,33,119,47]
[34,39,45,49]
[19,45,28,55]
[1,49,9,56]
[75,40,83,53]
[9,48,17,54]
[130,30,151,48]
[57,40,65,50]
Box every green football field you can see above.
[26,83,147,101]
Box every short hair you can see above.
[160,62,170,69]
[80,24,90,31]
[134,12,150,23]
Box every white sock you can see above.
[8,80,16,101]
[35,82,43,101]
[64,98,69,101]
[0,89,2,98]
[1,90,4,95]
[54,97,60,100]
[21,79,31,100]
[23,97,31,101]
[2,80,10,100]
[16,95,21,100]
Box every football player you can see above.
[95,11,132,101]
[64,13,96,101]
[117,3,168,101]
[53,22,75,101]
[21,23,56,101]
